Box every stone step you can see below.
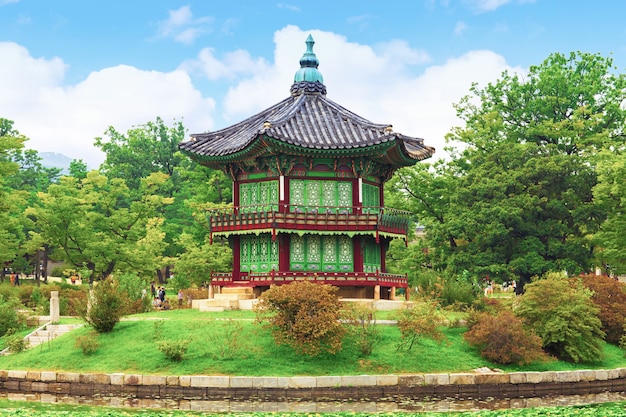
[221,287,254,295]
[214,293,254,300]
[193,298,238,311]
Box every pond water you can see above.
[3,391,626,413]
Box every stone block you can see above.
[57,372,80,383]
[397,374,425,387]
[230,376,253,388]
[509,372,527,384]
[555,371,580,383]
[109,373,125,385]
[7,370,27,380]
[316,375,342,387]
[449,373,475,385]
[179,375,192,387]
[376,374,398,386]
[341,375,377,386]
[142,375,167,386]
[526,371,554,384]
[578,370,596,381]
[276,377,289,388]
[289,376,316,388]
[608,368,621,379]
[39,372,56,382]
[252,377,278,388]
[25,371,41,381]
[474,373,509,385]
[424,373,449,385]
[0,370,7,381]
[92,373,111,384]
[595,370,609,381]
[137,385,161,398]
[31,382,48,392]
[189,375,229,388]
[124,374,143,385]
[166,375,179,386]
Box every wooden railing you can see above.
[206,205,413,236]
[210,270,408,288]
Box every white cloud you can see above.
[157,6,212,44]
[0,42,215,168]
[180,48,270,81]
[454,21,468,35]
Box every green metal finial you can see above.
[294,34,324,83]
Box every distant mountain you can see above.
[39,152,73,175]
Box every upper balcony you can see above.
[206,205,413,239]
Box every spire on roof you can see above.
[291,34,327,96]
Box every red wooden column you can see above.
[353,236,363,273]
[232,235,241,281]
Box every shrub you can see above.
[206,318,247,360]
[157,339,190,361]
[6,334,27,353]
[464,310,547,365]
[0,298,25,337]
[580,274,626,344]
[76,279,127,333]
[396,300,445,351]
[515,272,604,363]
[343,303,381,357]
[254,281,345,356]
[75,330,100,355]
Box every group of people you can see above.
[149,281,186,310]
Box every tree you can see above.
[593,151,626,275]
[95,117,232,282]
[515,272,604,363]
[396,299,445,351]
[27,171,172,283]
[254,281,345,356]
[390,52,626,287]
[0,118,27,274]
[173,232,232,287]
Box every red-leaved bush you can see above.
[464,310,548,365]
[580,274,626,344]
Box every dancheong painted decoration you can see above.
[179,35,435,301]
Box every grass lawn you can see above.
[0,309,623,376]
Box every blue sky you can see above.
[1,0,625,167]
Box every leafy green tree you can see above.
[390,52,626,287]
[593,151,626,275]
[515,272,604,363]
[94,117,232,282]
[27,171,171,283]
[0,118,27,274]
[396,299,445,351]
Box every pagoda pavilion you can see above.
[179,35,434,301]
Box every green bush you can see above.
[0,298,25,337]
[464,310,548,365]
[515,272,604,363]
[6,334,27,353]
[396,300,445,351]
[74,330,100,355]
[157,339,190,361]
[255,281,345,357]
[205,318,247,360]
[343,303,381,357]
[76,280,127,333]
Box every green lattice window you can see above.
[363,237,381,273]
[362,183,380,213]
[239,180,278,212]
[240,234,279,272]
[290,180,352,213]
[290,234,353,271]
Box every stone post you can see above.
[390,286,396,300]
[208,284,214,299]
[50,291,60,324]
[374,285,380,300]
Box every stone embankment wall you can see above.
[2,369,626,403]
